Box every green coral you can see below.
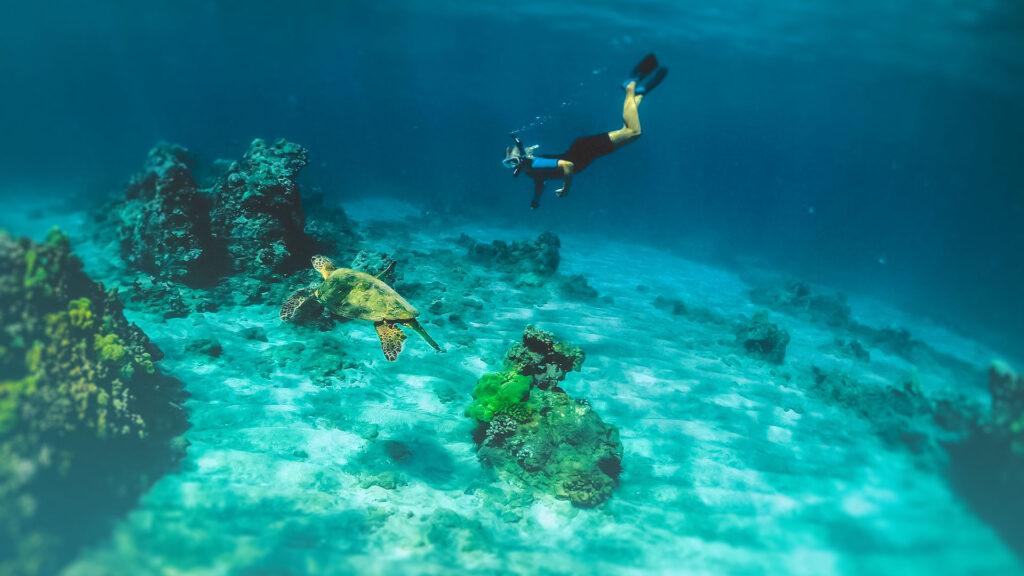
[0,229,187,575]
[23,248,46,289]
[465,371,532,423]
[68,298,93,329]
[498,401,537,424]
[470,327,622,508]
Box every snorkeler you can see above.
[503,53,668,209]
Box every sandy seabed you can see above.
[3,194,1019,575]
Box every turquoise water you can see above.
[1,2,1023,575]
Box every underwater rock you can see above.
[303,190,360,259]
[110,143,216,284]
[653,295,688,316]
[350,250,397,284]
[804,366,940,456]
[946,362,1024,556]
[505,324,585,390]
[126,274,191,319]
[864,326,921,360]
[0,229,187,575]
[557,273,600,301]
[460,232,560,282]
[209,138,316,277]
[466,326,621,508]
[735,311,790,364]
[986,361,1024,453]
[750,280,852,328]
[834,337,871,362]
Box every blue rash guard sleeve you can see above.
[530,157,560,170]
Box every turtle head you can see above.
[311,255,337,279]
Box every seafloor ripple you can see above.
[18,203,1015,575]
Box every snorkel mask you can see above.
[503,133,537,177]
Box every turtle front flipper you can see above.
[280,288,313,322]
[375,320,407,361]
[401,319,444,353]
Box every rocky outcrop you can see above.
[209,138,315,277]
[112,143,215,284]
[735,311,790,364]
[466,326,621,508]
[0,229,187,575]
[750,281,852,328]
[107,139,358,294]
[946,362,1024,556]
[459,232,560,286]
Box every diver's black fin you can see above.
[622,53,659,89]
[635,67,668,95]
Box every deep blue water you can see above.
[1,0,1021,347]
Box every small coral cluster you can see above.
[0,229,187,574]
[466,326,621,508]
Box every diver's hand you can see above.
[555,187,569,198]
[530,200,540,209]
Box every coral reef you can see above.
[106,139,359,294]
[735,311,790,364]
[109,143,215,284]
[459,232,560,286]
[0,229,187,575]
[945,362,1024,556]
[209,138,315,277]
[466,326,621,508]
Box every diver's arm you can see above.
[531,178,544,209]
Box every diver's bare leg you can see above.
[608,82,643,147]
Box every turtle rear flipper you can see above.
[280,288,313,322]
[402,319,443,353]
[375,320,407,361]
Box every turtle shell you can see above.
[316,268,418,322]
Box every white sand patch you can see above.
[766,425,793,444]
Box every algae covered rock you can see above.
[210,138,315,276]
[467,326,621,508]
[0,229,187,575]
[504,324,585,390]
[736,311,790,364]
[111,142,216,284]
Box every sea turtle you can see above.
[280,255,443,361]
